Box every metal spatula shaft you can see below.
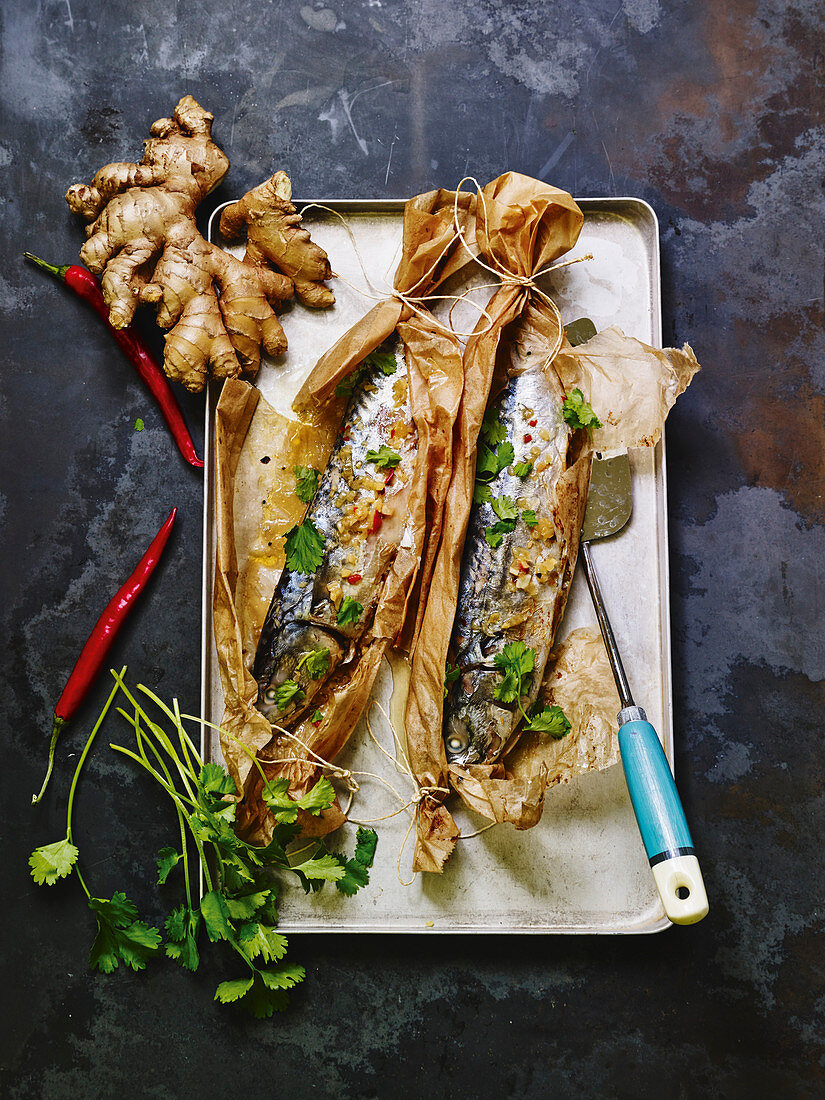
[582,454,708,925]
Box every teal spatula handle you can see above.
[618,708,709,925]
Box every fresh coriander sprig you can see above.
[283,519,326,574]
[562,388,602,432]
[29,669,379,1019]
[293,466,319,504]
[295,647,331,680]
[491,642,571,735]
[366,444,401,469]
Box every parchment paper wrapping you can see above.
[553,327,700,450]
[213,188,478,842]
[403,177,701,870]
[403,173,586,870]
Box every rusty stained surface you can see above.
[1,0,823,1096]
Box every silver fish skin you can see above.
[254,338,417,726]
[444,318,576,767]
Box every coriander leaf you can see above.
[90,891,138,927]
[198,763,237,800]
[491,495,519,522]
[493,668,521,704]
[562,388,602,431]
[260,963,306,990]
[293,465,319,504]
[165,906,188,941]
[263,776,334,823]
[354,827,378,869]
[291,852,347,883]
[492,642,536,704]
[283,519,326,575]
[156,846,182,885]
[134,417,145,432]
[525,704,572,738]
[215,977,254,1004]
[273,679,305,711]
[225,891,270,920]
[297,647,331,679]
[473,483,492,505]
[263,778,300,824]
[334,374,358,398]
[563,317,597,347]
[364,348,398,376]
[484,518,516,549]
[164,906,200,971]
[335,858,370,896]
[366,444,401,469]
[29,838,79,886]
[480,409,507,447]
[311,708,324,724]
[88,893,161,973]
[522,509,538,528]
[245,980,291,1018]
[443,662,461,697]
[337,596,363,626]
[513,459,533,478]
[236,922,286,964]
[475,444,500,483]
[200,890,233,942]
[496,440,515,474]
[297,775,336,815]
[494,641,536,680]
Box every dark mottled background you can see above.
[1,1,822,1096]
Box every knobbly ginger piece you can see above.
[219,171,335,309]
[65,97,332,391]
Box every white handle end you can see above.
[651,854,709,925]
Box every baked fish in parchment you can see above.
[444,303,590,767]
[253,337,417,725]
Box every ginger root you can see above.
[65,96,333,392]
[219,171,335,308]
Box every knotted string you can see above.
[299,188,593,346]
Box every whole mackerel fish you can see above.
[254,338,416,725]
[444,305,587,767]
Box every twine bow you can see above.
[300,178,592,346]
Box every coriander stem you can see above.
[114,675,198,798]
[110,742,213,892]
[131,716,192,907]
[138,684,200,782]
[74,864,91,899]
[178,803,192,910]
[176,722,204,770]
[109,744,198,812]
[66,668,126,841]
[172,698,195,777]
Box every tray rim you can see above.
[200,194,672,936]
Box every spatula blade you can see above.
[581,452,633,543]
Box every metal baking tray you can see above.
[202,197,672,934]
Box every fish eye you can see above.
[263,688,277,704]
[446,731,469,755]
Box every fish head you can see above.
[443,669,514,766]
[256,622,344,722]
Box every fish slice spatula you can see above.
[581,453,708,925]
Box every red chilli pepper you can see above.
[32,507,177,804]
[523,433,533,443]
[347,573,363,584]
[25,254,204,469]
[370,509,383,534]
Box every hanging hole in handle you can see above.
[676,886,690,900]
